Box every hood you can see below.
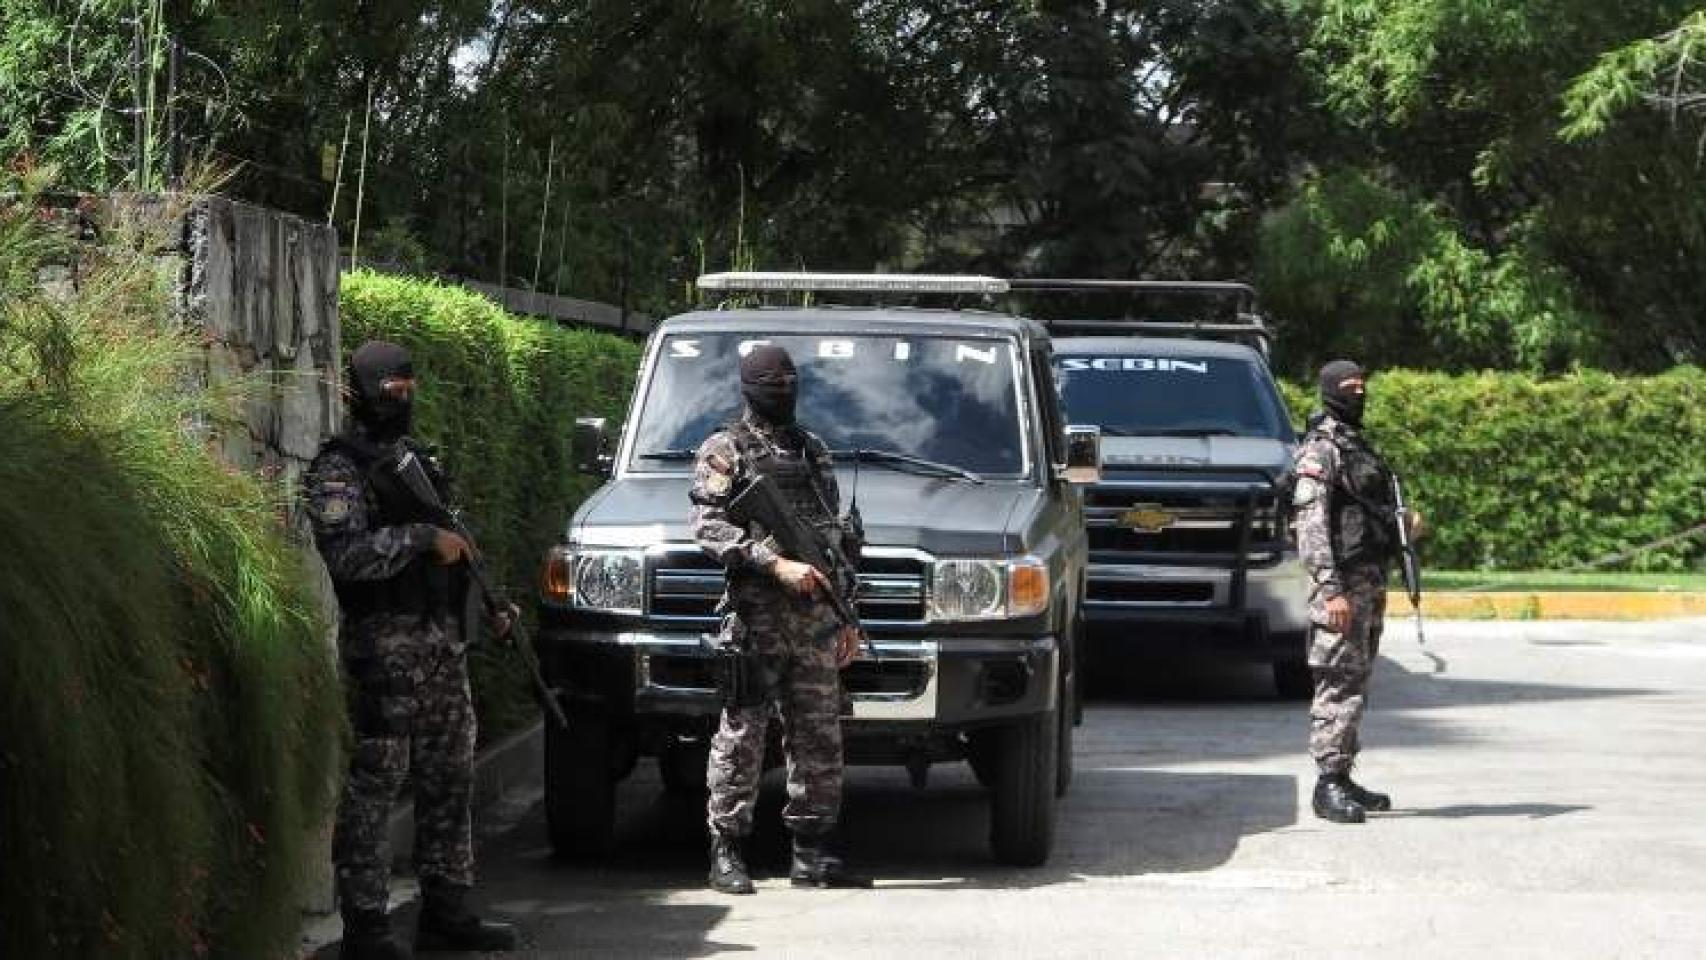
[571,470,1030,554]
[1099,435,1291,473]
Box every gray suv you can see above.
[534,273,1100,866]
[1030,281,1311,698]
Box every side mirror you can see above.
[573,417,613,476]
[1059,425,1102,485]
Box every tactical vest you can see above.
[1311,423,1398,568]
[320,434,453,622]
[725,420,845,589]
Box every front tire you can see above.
[545,712,617,859]
[989,707,1059,867]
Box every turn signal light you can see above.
[1007,559,1048,617]
[540,546,573,604]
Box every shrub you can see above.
[0,184,341,957]
[338,270,642,735]
[1281,368,1705,571]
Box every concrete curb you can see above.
[1390,590,1706,620]
[298,721,544,956]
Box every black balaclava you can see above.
[740,344,799,426]
[1319,359,1367,427]
[348,340,415,441]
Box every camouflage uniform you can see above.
[1291,414,1395,776]
[304,434,476,917]
[690,412,858,839]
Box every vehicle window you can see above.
[630,333,1027,475]
[1029,348,1065,466]
[1053,353,1291,440]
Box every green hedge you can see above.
[338,270,642,735]
[1278,369,1705,571]
[1,192,341,957]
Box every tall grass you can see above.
[0,173,341,956]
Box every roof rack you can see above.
[1007,278,1273,354]
[697,272,1009,295]
[1008,278,1258,308]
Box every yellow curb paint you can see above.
[1389,591,1706,621]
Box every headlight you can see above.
[930,556,1049,621]
[545,547,644,613]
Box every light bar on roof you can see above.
[696,272,1010,295]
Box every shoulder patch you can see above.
[705,471,732,496]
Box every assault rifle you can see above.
[1391,474,1426,647]
[729,474,877,661]
[393,449,570,729]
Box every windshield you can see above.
[1053,352,1291,440]
[629,332,1028,475]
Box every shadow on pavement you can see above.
[845,765,1298,891]
[345,627,1662,954]
[1386,803,1592,820]
[1083,651,1659,766]
[412,752,1296,955]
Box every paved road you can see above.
[379,619,1706,958]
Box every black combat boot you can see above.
[709,831,756,895]
[1345,770,1392,812]
[1313,773,1368,824]
[415,882,518,952]
[789,834,873,889]
[340,909,412,960]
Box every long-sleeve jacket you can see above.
[304,445,439,584]
[1291,415,1394,601]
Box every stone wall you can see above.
[176,195,345,915]
[182,195,344,509]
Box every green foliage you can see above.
[1429,570,1706,592]
[338,270,642,735]
[1291,0,1706,370]
[0,179,340,956]
[1562,10,1706,141]
[1285,368,1706,571]
[1257,169,1596,376]
[362,216,436,275]
[4,0,1328,322]
[1278,377,1313,428]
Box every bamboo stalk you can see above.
[351,79,374,270]
[327,112,352,226]
[532,135,556,292]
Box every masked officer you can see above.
[1290,360,1422,824]
[688,344,869,894]
[304,341,518,958]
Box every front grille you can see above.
[1087,580,1214,603]
[1088,525,1260,554]
[1085,485,1282,561]
[647,548,927,623]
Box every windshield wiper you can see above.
[1144,428,1244,438]
[832,448,984,484]
[637,448,698,460]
